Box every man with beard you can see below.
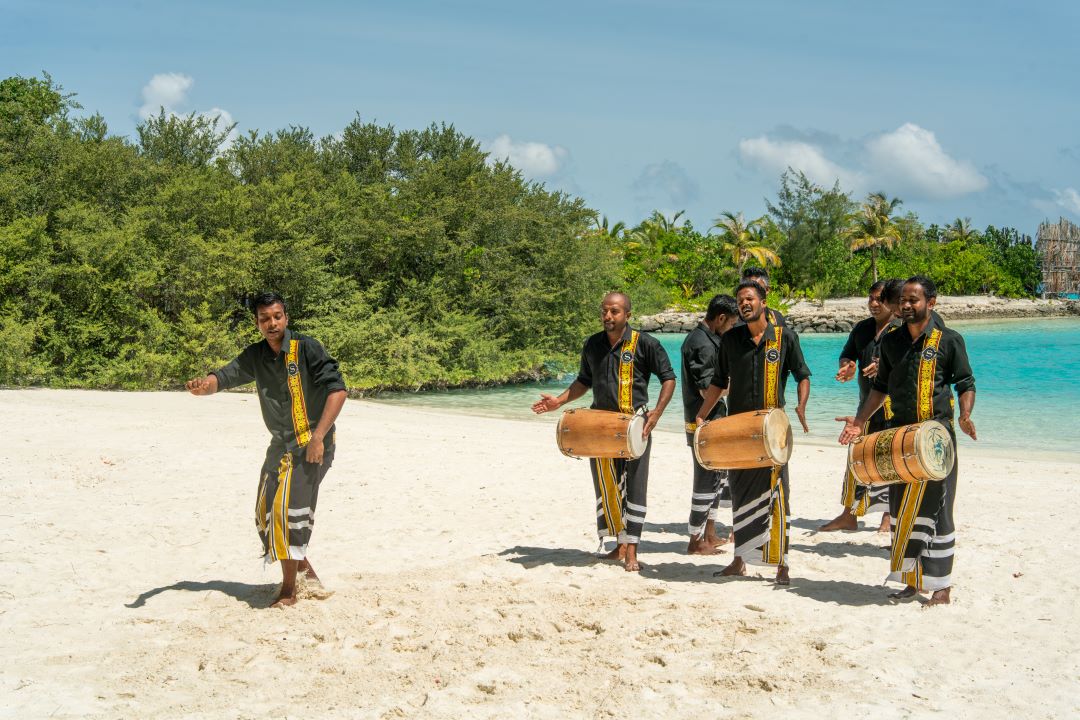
[681,294,739,554]
[696,281,811,584]
[838,276,976,607]
[532,292,676,572]
[820,280,900,533]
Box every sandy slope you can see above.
[1,390,1077,718]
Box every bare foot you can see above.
[299,559,321,584]
[703,520,729,547]
[819,510,858,532]
[775,565,790,585]
[714,557,746,577]
[623,545,640,572]
[603,543,627,562]
[924,588,951,607]
[270,585,298,608]
[687,537,723,555]
[877,514,892,534]
[888,585,921,601]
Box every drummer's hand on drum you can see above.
[795,404,809,433]
[835,360,856,382]
[835,416,863,445]
[642,410,661,438]
[861,360,879,379]
[958,414,977,440]
[531,393,562,414]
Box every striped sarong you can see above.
[256,444,334,562]
[729,464,789,567]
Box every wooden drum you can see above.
[847,420,954,485]
[556,409,647,459]
[693,409,792,470]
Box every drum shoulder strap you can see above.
[764,326,782,410]
[285,339,312,448]
[916,328,942,422]
[618,330,640,414]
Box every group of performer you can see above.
[183,270,975,608]
[533,268,976,607]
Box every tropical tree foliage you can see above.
[0,74,619,389]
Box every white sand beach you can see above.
[1,389,1077,718]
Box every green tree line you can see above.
[0,74,620,388]
[612,170,1041,313]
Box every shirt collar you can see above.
[262,328,293,358]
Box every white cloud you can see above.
[738,136,864,190]
[865,123,987,199]
[484,134,567,177]
[631,160,700,207]
[738,122,988,200]
[1053,187,1080,214]
[139,72,193,119]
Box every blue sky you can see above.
[5,0,1079,235]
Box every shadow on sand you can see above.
[126,580,277,609]
[790,540,890,559]
[497,546,601,570]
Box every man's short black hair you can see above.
[868,280,887,296]
[741,267,769,282]
[252,292,287,315]
[881,278,904,305]
[735,280,767,300]
[905,275,938,300]
[704,294,738,321]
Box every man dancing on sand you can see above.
[838,276,976,607]
[531,292,676,572]
[681,294,739,554]
[185,292,347,608]
[696,281,810,585]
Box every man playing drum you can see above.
[820,280,901,533]
[532,292,676,572]
[696,281,811,585]
[738,267,786,327]
[838,276,976,607]
[681,294,739,554]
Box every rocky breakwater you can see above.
[637,296,1080,334]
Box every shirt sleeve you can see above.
[575,340,593,388]
[646,336,676,383]
[947,333,976,395]
[212,346,255,390]
[839,325,859,363]
[710,339,730,390]
[684,336,715,390]
[305,338,347,392]
[786,330,812,382]
[871,339,892,394]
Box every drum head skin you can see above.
[916,420,954,479]
[763,409,793,465]
[627,415,647,458]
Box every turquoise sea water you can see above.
[371,318,1080,457]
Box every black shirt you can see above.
[213,329,347,452]
[871,313,975,427]
[576,325,675,412]
[839,317,901,410]
[710,320,811,415]
[681,322,727,423]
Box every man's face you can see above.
[737,287,765,322]
[256,302,288,343]
[868,289,891,322]
[601,298,629,333]
[716,314,738,335]
[899,283,935,323]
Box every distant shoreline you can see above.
[639,295,1080,334]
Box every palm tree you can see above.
[946,217,977,243]
[846,192,903,283]
[712,211,781,276]
[592,214,626,240]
